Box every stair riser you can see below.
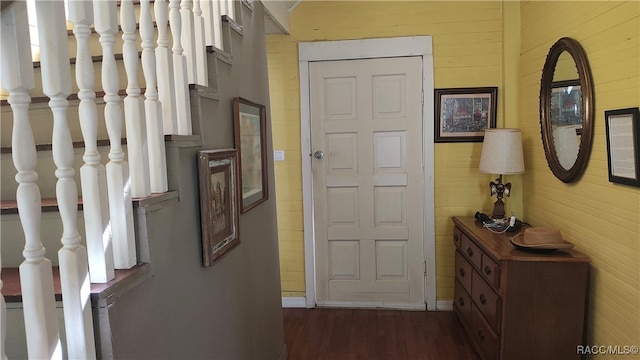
[6,302,66,360]
[1,100,113,148]
[1,145,123,200]
[1,211,87,268]
[31,58,146,100]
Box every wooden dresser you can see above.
[452,216,590,360]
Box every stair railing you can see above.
[1,0,225,356]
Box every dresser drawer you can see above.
[481,253,500,289]
[460,233,483,270]
[454,280,472,324]
[455,250,472,293]
[453,226,463,250]
[472,304,499,360]
[472,271,501,332]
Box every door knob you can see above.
[313,150,325,159]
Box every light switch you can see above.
[274,150,285,161]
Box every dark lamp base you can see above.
[492,198,505,219]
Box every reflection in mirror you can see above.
[551,52,582,170]
[540,38,594,182]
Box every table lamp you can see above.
[479,128,525,219]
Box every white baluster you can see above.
[222,0,234,18]
[1,4,60,350]
[200,0,215,46]
[180,0,197,84]
[1,12,51,359]
[193,0,209,86]
[141,0,169,192]
[94,0,137,269]
[154,0,178,134]
[68,0,115,285]
[211,0,223,50]
[34,1,96,358]
[170,0,193,135]
[121,0,151,198]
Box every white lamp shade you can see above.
[479,128,525,175]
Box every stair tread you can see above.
[1,263,151,303]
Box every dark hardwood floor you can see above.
[283,308,480,360]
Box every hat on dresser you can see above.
[510,227,574,250]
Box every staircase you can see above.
[0,0,249,358]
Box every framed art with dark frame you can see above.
[198,149,240,267]
[233,97,268,213]
[604,107,640,187]
[434,87,498,143]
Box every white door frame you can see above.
[298,36,436,310]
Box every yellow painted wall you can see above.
[268,3,640,350]
[520,0,640,352]
[267,1,517,300]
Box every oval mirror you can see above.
[539,37,594,183]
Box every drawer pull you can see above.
[458,297,465,307]
[467,248,474,257]
[459,268,466,277]
[478,330,485,341]
[454,234,459,242]
[484,266,492,276]
[479,294,487,305]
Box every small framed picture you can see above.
[434,87,498,143]
[604,107,640,187]
[198,149,240,267]
[233,97,268,213]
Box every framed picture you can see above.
[604,107,640,187]
[233,97,268,213]
[434,87,498,143]
[198,149,240,267]
[551,80,582,134]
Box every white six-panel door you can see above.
[310,56,424,308]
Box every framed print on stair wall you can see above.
[434,87,498,142]
[198,149,240,267]
[233,97,268,213]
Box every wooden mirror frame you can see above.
[539,37,594,183]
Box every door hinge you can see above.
[423,261,427,274]
[421,91,424,105]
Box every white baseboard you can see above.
[282,297,453,311]
[281,297,307,308]
[436,300,453,311]
[316,300,426,311]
